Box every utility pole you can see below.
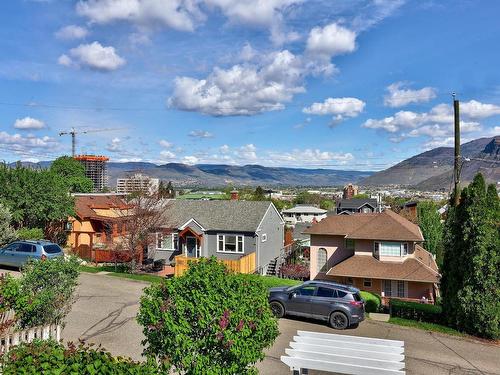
[453,93,460,206]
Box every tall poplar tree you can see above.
[417,201,444,266]
[441,173,500,339]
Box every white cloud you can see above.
[188,130,214,138]
[182,155,199,164]
[306,23,356,58]
[268,148,354,166]
[364,99,500,149]
[159,139,173,148]
[384,82,437,107]
[169,50,305,116]
[58,41,126,71]
[106,137,122,152]
[14,117,46,130]
[460,100,500,119]
[76,0,204,32]
[219,144,230,153]
[0,131,60,159]
[236,143,258,161]
[55,25,89,40]
[239,43,257,61]
[160,150,176,159]
[303,97,365,122]
[205,0,300,27]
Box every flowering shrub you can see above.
[0,340,158,374]
[137,257,279,374]
[280,263,310,280]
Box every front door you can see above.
[186,236,197,258]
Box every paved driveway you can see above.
[5,270,498,375]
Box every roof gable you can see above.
[160,200,274,233]
[304,210,423,242]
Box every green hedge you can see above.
[360,291,381,313]
[0,340,158,374]
[390,299,442,324]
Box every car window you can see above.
[316,287,337,298]
[3,243,20,252]
[17,244,34,253]
[353,292,362,301]
[43,244,62,254]
[336,290,349,299]
[297,286,316,296]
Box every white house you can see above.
[282,205,327,225]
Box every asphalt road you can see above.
[4,269,499,374]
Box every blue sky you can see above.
[0,0,499,170]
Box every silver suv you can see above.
[0,240,63,268]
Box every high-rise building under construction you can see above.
[74,155,109,192]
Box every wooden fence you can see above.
[0,324,61,354]
[174,252,256,277]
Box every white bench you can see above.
[281,330,405,375]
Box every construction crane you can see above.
[58,127,126,156]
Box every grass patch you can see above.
[79,265,302,287]
[79,265,164,283]
[389,317,465,337]
[238,274,301,288]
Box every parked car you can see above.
[268,280,365,329]
[0,240,64,268]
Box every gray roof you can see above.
[293,222,312,241]
[337,198,378,210]
[282,205,327,214]
[160,200,274,232]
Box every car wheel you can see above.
[270,301,285,318]
[329,311,349,330]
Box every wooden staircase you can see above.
[266,258,278,276]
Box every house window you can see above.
[346,277,354,285]
[383,279,392,297]
[375,242,408,257]
[217,234,244,253]
[363,278,372,288]
[261,234,267,242]
[397,281,405,298]
[156,233,178,250]
[346,239,355,251]
[317,248,327,273]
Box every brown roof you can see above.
[74,194,130,221]
[326,255,440,283]
[303,209,423,242]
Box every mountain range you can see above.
[360,136,499,190]
[8,136,498,190]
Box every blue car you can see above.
[0,240,64,268]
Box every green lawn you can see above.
[389,317,465,337]
[79,265,301,287]
[78,265,164,283]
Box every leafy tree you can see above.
[294,191,322,206]
[0,163,75,229]
[7,257,80,328]
[319,199,335,210]
[158,180,175,198]
[441,173,500,339]
[50,156,93,193]
[15,227,44,241]
[0,203,16,246]
[417,201,444,266]
[137,257,279,374]
[252,186,265,200]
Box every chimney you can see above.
[230,190,239,201]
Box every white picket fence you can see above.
[0,324,61,354]
[281,330,406,375]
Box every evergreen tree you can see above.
[441,173,500,339]
[417,201,444,266]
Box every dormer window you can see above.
[374,241,408,257]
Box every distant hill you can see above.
[361,136,499,190]
[106,163,373,187]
